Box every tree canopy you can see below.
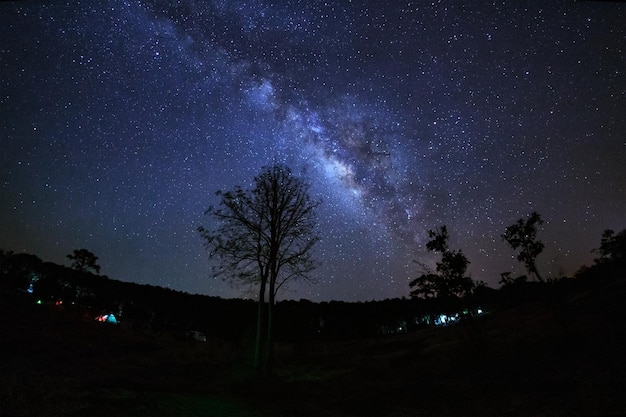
[501,212,545,282]
[198,164,320,373]
[594,229,626,266]
[410,226,474,301]
[67,249,101,275]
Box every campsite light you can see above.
[435,314,448,325]
[27,273,39,294]
[95,313,118,324]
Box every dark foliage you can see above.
[501,212,545,282]
[2,227,625,347]
[576,228,626,282]
[67,248,101,275]
[410,225,475,303]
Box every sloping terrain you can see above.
[1,280,625,416]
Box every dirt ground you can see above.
[2,283,625,417]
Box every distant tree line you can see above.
[408,211,626,323]
[1,223,624,346]
[0,249,256,341]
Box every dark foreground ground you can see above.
[2,280,625,417]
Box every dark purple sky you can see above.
[1,1,624,301]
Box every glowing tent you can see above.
[95,313,118,324]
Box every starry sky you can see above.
[1,1,624,301]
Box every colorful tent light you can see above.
[95,313,118,324]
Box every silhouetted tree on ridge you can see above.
[577,228,626,282]
[410,225,475,303]
[67,249,101,275]
[594,229,626,268]
[501,212,545,282]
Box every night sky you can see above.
[1,1,624,301]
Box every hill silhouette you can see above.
[1,248,625,416]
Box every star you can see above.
[1,1,624,301]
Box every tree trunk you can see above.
[254,278,267,373]
[264,276,276,375]
[532,264,545,283]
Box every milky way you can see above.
[1,1,624,301]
